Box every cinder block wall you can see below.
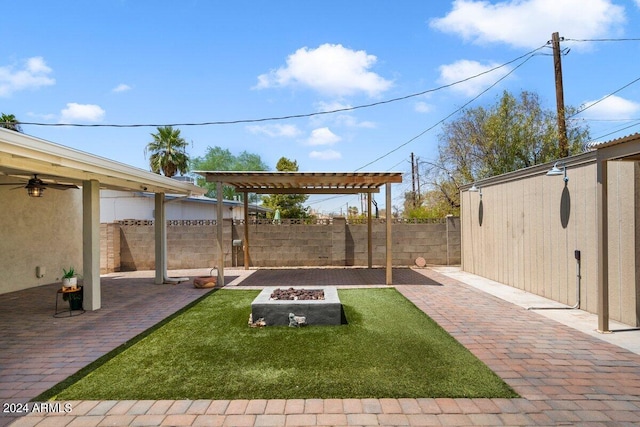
[107,217,461,272]
[118,220,155,271]
[100,223,121,274]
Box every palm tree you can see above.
[145,126,189,178]
[1,113,23,132]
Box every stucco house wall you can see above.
[0,179,83,294]
[461,152,639,327]
[100,190,240,222]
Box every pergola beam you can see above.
[238,188,381,195]
[197,171,401,186]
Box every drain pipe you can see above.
[528,250,581,310]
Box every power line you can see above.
[588,121,640,142]
[579,118,640,122]
[564,38,640,42]
[354,46,544,171]
[13,45,549,129]
[567,75,640,119]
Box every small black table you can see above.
[54,287,85,317]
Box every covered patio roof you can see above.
[0,128,205,196]
[194,171,403,286]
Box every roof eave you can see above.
[0,128,205,196]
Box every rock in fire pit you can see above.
[251,286,345,326]
[270,287,325,301]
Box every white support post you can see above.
[82,179,101,310]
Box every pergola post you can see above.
[216,181,225,287]
[597,157,610,333]
[154,193,166,285]
[386,183,393,285]
[367,192,372,269]
[243,192,250,269]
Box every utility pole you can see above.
[415,156,421,206]
[411,152,417,207]
[552,32,569,158]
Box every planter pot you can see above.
[62,277,78,290]
[62,287,83,311]
[69,293,83,311]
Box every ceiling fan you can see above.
[0,174,79,197]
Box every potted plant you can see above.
[61,266,78,289]
[61,267,83,311]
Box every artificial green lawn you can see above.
[42,289,517,400]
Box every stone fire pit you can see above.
[251,286,345,326]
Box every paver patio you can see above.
[2,267,640,426]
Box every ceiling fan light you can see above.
[27,186,44,197]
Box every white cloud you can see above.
[309,149,342,160]
[438,59,510,96]
[246,124,302,138]
[112,83,132,93]
[316,100,352,112]
[255,43,393,97]
[306,127,342,146]
[0,56,55,97]
[430,0,625,49]
[414,101,433,113]
[335,115,376,128]
[312,101,376,128]
[580,95,640,120]
[60,103,105,123]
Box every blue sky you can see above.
[2,0,640,214]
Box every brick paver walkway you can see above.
[3,268,640,426]
[0,270,219,427]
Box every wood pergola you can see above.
[193,171,403,285]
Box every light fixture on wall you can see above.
[546,161,568,183]
[469,183,482,198]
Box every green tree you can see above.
[190,146,269,200]
[0,113,23,132]
[425,90,589,212]
[145,126,189,178]
[261,157,310,219]
[404,189,458,219]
